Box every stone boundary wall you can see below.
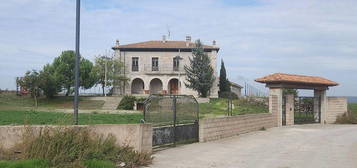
[196,97,210,103]
[199,113,275,142]
[0,124,152,153]
[326,97,348,124]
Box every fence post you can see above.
[173,95,177,146]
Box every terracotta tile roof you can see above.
[255,73,338,86]
[112,40,219,50]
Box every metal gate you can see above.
[143,95,199,147]
[294,97,321,124]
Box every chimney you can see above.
[212,40,216,46]
[186,36,191,47]
[115,40,120,46]
[162,35,166,43]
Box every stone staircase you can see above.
[102,96,123,110]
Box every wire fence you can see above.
[143,95,199,126]
[200,95,269,118]
[243,82,268,97]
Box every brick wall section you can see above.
[0,124,152,153]
[326,97,348,124]
[199,113,275,142]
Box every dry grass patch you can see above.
[0,126,152,168]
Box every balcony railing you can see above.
[143,64,186,75]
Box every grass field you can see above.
[348,103,357,117]
[200,98,268,118]
[0,110,142,125]
[0,93,143,125]
[0,93,104,110]
[0,93,270,125]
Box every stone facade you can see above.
[230,82,243,97]
[112,37,219,98]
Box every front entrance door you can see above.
[169,79,179,94]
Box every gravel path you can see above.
[149,124,357,168]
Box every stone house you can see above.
[112,36,219,98]
[230,82,243,97]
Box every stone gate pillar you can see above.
[285,94,295,126]
[269,88,283,127]
[314,89,327,124]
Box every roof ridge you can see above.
[113,40,219,50]
[273,73,331,80]
[255,73,338,86]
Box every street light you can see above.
[74,0,80,125]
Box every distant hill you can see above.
[347,97,357,103]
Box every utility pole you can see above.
[104,51,108,97]
[74,0,80,125]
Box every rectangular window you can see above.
[152,57,159,71]
[132,57,139,71]
[173,57,180,71]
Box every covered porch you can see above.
[256,73,339,126]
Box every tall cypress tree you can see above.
[184,40,215,97]
[218,60,231,97]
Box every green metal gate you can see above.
[143,95,199,147]
[294,97,321,124]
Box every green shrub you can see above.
[335,111,357,124]
[219,91,238,99]
[84,160,115,168]
[117,96,137,110]
[136,97,147,103]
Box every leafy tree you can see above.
[80,59,97,90]
[93,56,127,96]
[184,40,215,97]
[283,89,298,97]
[18,70,41,107]
[39,64,61,98]
[53,50,96,96]
[218,60,231,98]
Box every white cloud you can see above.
[0,0,356,95]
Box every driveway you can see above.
[149,124,357,168]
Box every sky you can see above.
[0,0,356,96]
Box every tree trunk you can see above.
[201,90,208,98]
[34,89,38,108]
[65,86,70,96]
[102,85,105,96]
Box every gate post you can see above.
[172,95,177,146]
[269,88,283,127]
[314,89,327,124]
[285,94,295,126]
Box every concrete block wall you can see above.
[0,124,152,153]
[326,97,348,124]
[199,113,275,142]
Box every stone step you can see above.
[102,97,122,110]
